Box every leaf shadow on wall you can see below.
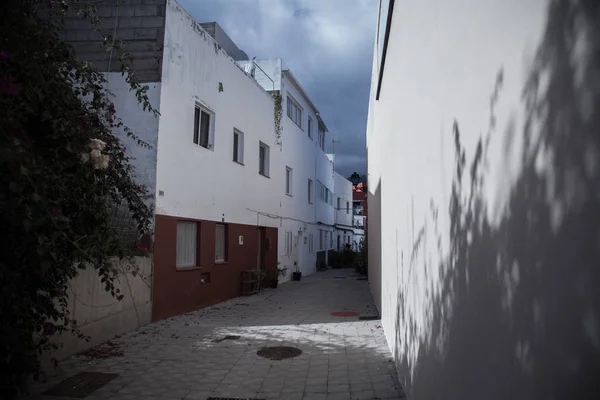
[394,1,600,399]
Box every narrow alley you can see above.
[31,269,404,400]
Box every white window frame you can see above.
[193,103,215,150]
[308,116,313,139]
[285,166,293,196]
[233,128,244,164]
[308,179,313,203]
[337,198,341,210]
[215,224,227,262]
[287,95,303,128]
[259,142,270,177]
[346,201,350,214]
[176,221,197,268]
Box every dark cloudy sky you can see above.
[179,0,378,178]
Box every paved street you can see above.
[30,269,404,400]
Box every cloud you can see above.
[178,0,378,177]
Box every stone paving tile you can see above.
[27,269,404,400]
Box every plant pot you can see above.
[292,271,302,281]
[270,279,278,289]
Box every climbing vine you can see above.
[272,91,283,144]
[0,0,157,397]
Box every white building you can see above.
[367,0,600,398]
[237,59,347,276]
[92,0,354,320]
[333,171,354,250]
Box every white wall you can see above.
[368,0,600,398]
[156,0,281,231]
[106,73,160,199]
[46,257,152,362]
[275,72,336,277]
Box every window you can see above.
[176,221,197,268]
[233,129,244,164]
[308,233,314,253]
[346,201,350,214]
[215,224,227,262]
[285,166,293,195]
[318,128,325,150]
[259,142,270,177]
[316,181,333,205]
[330,232,334,249]
[285,231,293,255]
[337,198,341,210]
[308,116,313,139]
[193,104,213,149]
[347,235,350,244]
[287,96,302,128]
[308,179,313,203]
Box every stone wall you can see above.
[59,0,166,83]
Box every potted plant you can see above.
[292,265,302,281]
[268,263,287,288]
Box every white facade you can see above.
[367,0,600,398]
[152,0,346,280]
[333,171,354,250]
[276,70,336,276]
[156,0,281,231]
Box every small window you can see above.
[233,129,244,164]
[308,117,313,139]
[176,221,198,268]
[286,166,293,195]
[308,179,313,203]
[346,201,350,214]
[193,104,214,149]
[259,142,270,177]
[337,198,341,210]
[287,95,302,128]
[215,224,227,262]
[285,231,293,255]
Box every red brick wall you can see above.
[152,214,278,321]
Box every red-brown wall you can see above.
[152,214,278,321]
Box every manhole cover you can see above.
[257,346,302,360]
[212,335,241,343]
[42,372,119,398]
[331,311,359,317]
[359,315,381,320]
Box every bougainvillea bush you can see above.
[0,0,156,397]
